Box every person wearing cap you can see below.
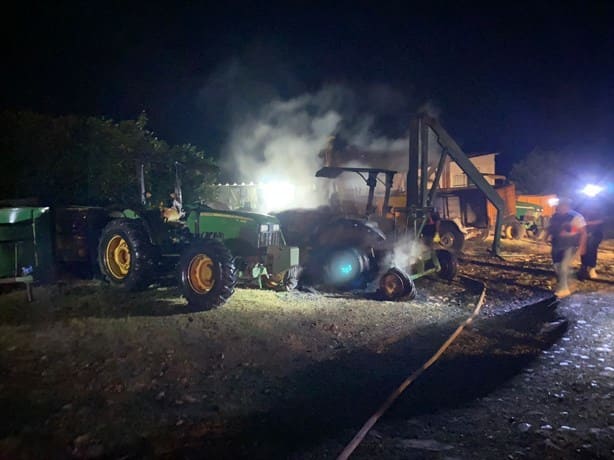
[547,197,587,298]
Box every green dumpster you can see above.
[0,207,54,280]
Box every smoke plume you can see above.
[218,84,413,210]
[198,54,434,211]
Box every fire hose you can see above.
[337,277,487,459]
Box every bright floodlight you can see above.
[548,197,559,207]
[260,181,296,213]
[581,184,604,197]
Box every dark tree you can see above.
[0,111,218,206]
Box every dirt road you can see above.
[0,238,612,459]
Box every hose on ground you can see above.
[337,278,487,460]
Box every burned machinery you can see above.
[278,114,506,299]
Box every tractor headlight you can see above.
[271,224,280,232]
[259,224,269,232]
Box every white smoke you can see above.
[390,236,428,272]
[222,90,343,210]
[219,84,413,211]
[368,235,427,292]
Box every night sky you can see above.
[2,1,612,175]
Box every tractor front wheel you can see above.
[178,240,237,309]
[436,249,458,281]
[438,222,465,252]
[98,219,156,291]
[379,267,416,300]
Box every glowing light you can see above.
[259,181,296,213]
[548,197,559,207]
[581,184,604,197]
[324,248,368,286]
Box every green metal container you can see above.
[0,207,53,280]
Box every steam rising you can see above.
[391,236,428,271]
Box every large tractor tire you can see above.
[438,221,465,252]
[436,249,458,281]
[505,220,525,240]
[98,219,157,291]
[321,246,375,290]
[178,239,237,309]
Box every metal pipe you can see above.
[138,163,146,205]
[174,161,183,205]
[383,171,394,214]
[427,148,448,207]
[366,172,377,215]
[407,117,420,209]
[419,120,429,207]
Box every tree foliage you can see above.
[0,110,218,206]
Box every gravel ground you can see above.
[0,238,612,459]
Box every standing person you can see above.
[578,202,605,280]
[547,197,587,298]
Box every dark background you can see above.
[2,1,612,175]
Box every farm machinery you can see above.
[0,162,299,308]
[299,166,458,300]
[277,114,506,300]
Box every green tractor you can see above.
[515,201,545,239]
[97,162,299,308]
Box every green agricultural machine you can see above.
[0,163,299,308]
[96,161,299,308]
[515,201,545,239]
[0,204,108,299]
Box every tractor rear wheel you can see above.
[178,239,237,309]
[438,222,465,251]
[436,249,458,281]
[98,219,156,290]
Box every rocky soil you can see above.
[0,238,612,459]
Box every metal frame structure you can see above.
[406,114,504,255]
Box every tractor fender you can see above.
[310,217,386,249]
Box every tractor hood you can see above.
[185,207,284,249]
[197,208,279,225]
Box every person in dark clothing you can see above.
[547,198,587,298]
[578,204,605,280]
